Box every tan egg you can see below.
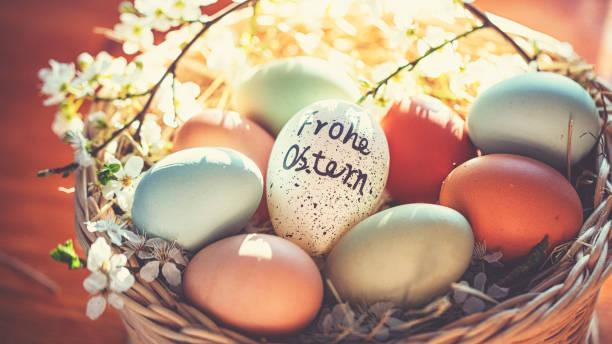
[183,233,323,336]
[173,109,274,220]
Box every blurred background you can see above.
[0,0,611,343]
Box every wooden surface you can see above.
[0,1,611,343]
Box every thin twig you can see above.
[357,24,486,104]
[38,0,256,178]
[463,2,533,64]
[0,250,59,294]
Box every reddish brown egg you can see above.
[183,233,323,336]
[173,109,274,220]
[380,95,476,204]
[439,154,583,260]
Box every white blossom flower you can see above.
[52,111,84,138]
[72,52,128,98]
[85,215,140,246]
[139,238,187,287]
[140,114,166,156]
[102,155,144,214]
[204,25,249,85]
[134,0,176,31]
[123,233,148,259]
[77,52,94,71]
[66,131,94,167]
[83,237,135,320]
[164,0,217,22]
[38,60,75,105]
[416,26,463,78]
[114,13,155,54]
[158,76,202,127]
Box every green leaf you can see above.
[97,163,121,185]
[50,240,84,269]
[108,163,120,173]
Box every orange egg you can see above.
[380,95,476,204]
[183,233,323,336]
[439,154,582,260]
[173,109,274,220]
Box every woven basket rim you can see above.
[71,3,612,344]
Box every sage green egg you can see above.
[325,204,474,307]
[132,147,263,251]
[233,56,360,135]
[467,72,601,170]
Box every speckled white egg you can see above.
[267,99,389,256]
[132,147,263,251]
[467,72,601,169]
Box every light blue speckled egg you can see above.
[467,72,601,169]
[132,147,263,251]
[233,56,360,135]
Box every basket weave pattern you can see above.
[72,4,612,344]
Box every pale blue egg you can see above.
[467,72,601,169]
[132,147,263,251]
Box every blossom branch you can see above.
[358,2,536,104]
[462,2,533,64]
[38,0,256,178]
[357,24,486,104]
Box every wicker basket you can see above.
[72,2,612,343]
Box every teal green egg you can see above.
[325,203,474,307]
[233,56,360,135]
[132,147,263,251]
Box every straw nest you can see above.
[73,1,612,343]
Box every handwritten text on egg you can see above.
[282,112,371,196]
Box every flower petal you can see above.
[108,230,124,246]
[108,292,124,309]
[140,261,160,282]
[124,156,144,178]
[137,250,155,260]
[86,295,107,320]
[123,230,142,244]
[87,237,111,271]
[110,267,135,292]
[168,248,187,265]
[109,253,127,269]
[162,262,182,287]
[83,271,108,294]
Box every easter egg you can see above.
[172,109,274,220]
[380,95,476,204]
[183,233,323,335]
[326,204,474,306]
[132,147,263,251]
[234,56,360,135]
[439,154,583,260]
[467,72,600,169]
[267,99,389,256]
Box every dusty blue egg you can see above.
[132,147,263,251]
[467,72,601,169]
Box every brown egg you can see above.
[183,233,323,336]
[173,109,274,220]
[439,154,582,260]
